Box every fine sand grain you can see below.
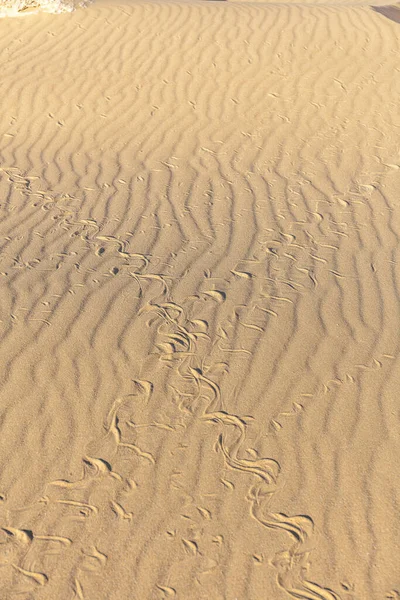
[0,1,399,598]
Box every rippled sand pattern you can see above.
[0,2,399,598]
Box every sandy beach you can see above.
[0,0,399,597]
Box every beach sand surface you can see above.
[0,1,399,598]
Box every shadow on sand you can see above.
[372,3,400,23]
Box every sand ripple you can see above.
[0,1,399,598]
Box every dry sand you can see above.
[0,0,399,598]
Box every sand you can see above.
[0,0,399,598]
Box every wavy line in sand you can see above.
[139,298,342,600]
[0,380,158,597]
[0,291,342,598]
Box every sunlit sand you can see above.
[0,0,399,598]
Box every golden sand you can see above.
[0,1,399,598]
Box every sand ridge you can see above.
[0,0,399,598]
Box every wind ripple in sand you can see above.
[0,1,399,598]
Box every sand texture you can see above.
[0,1,399,598]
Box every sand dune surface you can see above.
[0,0,399,598]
